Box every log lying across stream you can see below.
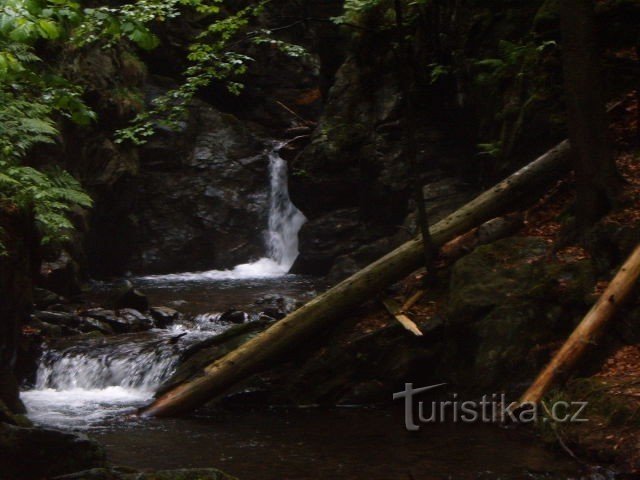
[140,140,572,417]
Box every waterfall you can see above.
[141,146,306,281]
[265,148,307,271]
[21,146,308,428]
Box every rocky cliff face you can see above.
[87,93,273,276]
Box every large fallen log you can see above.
[140,140,572,417]
[519,243,640,405]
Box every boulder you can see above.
[0,423,106,479]
[444,236,596,389]
[218,310,247,324]
[33,288,62,309]
[86,93,273,276]
[149,306,181,328]
[112,281,149,312]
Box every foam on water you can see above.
[21,387,151,429]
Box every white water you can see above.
[141,147,306,282]
[22,146,306,429]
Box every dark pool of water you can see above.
[94,407,586,480]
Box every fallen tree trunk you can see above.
[140,140,572,417]
[519,243,640,405]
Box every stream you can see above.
[20,148,594,479]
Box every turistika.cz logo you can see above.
[393,383,588,431]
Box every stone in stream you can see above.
[218,310,247,324]
[33,288,62,309]
[32,310,79,328]
[149,306,181,328]
[111,281,149,312]
[82,308,153,333]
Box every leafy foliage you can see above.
[0,0,307,250]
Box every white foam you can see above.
[22,387,151,429]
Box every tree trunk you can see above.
[393,0,436,280]
[140,140,572,418]
[519,243,640,405]
[561,0,620,228]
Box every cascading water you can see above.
[21,145,307,429]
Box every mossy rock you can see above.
[446,236,595,389]
[448,237,550,320]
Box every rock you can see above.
[218,310,247,324]
[33,288,62,309]
[444,236,596,389]
[149,306,180,328]
[112,281,149,312]
[39,250,81,297]
[291,208,381,275]
[117,308,154,332]
[53,468,237,480]
[448,237,550,320]
[0,400,31,427]
[86,94,274,276]
[53,468,124,480]
[27,318,65,337]
[82,308,152,333]
[78,317,114,335]
[32,310,79,328]
[0,423,106,479]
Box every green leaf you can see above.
[37,19,60,39]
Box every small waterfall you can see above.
[265,148,307,271]
[141,146,306,281]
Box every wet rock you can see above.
[112,281,149,312]
[0,423,106,479]
[218,310,247,324]
[116,308,154,332]
[32,310,79,328]
[27,318,66,337]
[33,288,62,309]
[0,400,31,427]
[149,306,180,328]
[87,93,273,276]
[82,308,152,333]
[78,317,114,335]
